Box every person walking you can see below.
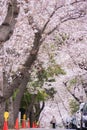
[50,116,56,128]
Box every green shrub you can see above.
[69,99,79,114]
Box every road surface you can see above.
[10,128,76,130]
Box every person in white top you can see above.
[50,116,56,128]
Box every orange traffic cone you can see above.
[28,120,30,128]
[32,122,35,128]
[3,121,8,130]
[22,119,26,128]
[14,118,19,129]
[32,122,37,128]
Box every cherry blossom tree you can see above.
[0,0,87,128]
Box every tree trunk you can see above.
[0,0,19,127]
[13,76,29,122]
[27,95,37,127]
[35,101,45,122]
[0,64,3,97]
[0,102,5,129]
[8,97,14,128]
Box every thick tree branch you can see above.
[0,30,42,103]
[0,0,19,42]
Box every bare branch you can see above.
[41,0,86,34]
[41,5,63,34]
[63,82,81,104]
[57,91,68,111]
[61,9,86,23]
[55,100,66,127]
